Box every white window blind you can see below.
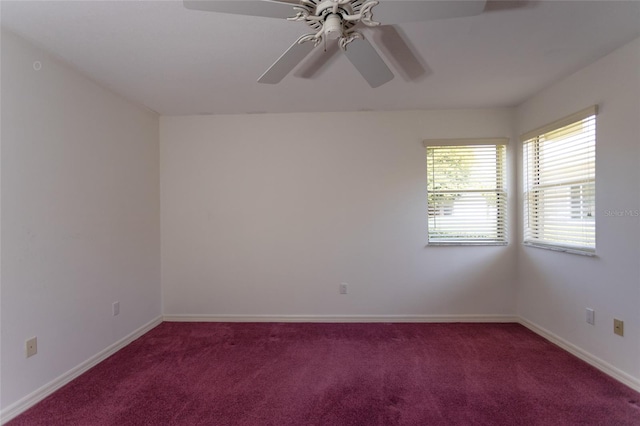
[522,106,597,255]
[424,139,507,245]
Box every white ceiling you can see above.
[2,0,639,115]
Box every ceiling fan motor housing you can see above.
[315,0,355,17]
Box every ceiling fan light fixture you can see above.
[323,13,343,39]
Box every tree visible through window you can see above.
[425,140,507,245]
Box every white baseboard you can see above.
[0,316,163,425]
[162,314,519,323]
[519,317,640,393]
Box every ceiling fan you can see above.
[184,0,487,88]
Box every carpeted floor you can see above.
[8,322,640,425]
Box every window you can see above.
[424,139,507,245]
[522,106,597,255]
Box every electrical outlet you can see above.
[26,337,37,358]
[614,318,624,336]
[339,283,348,295]
[113,301,120,316]
[586,308,595,325]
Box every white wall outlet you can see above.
[586,308,595,325]
[26,337,37,358]
[339,283,348,295]
[113,301,120,316]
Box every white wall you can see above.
[1,31,161,411]
[515,38,640,384]
[3,22,636,420]
[160,109,517,318]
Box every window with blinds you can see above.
[424,139,507,245]
[522,106,597,255]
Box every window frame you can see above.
[521,106,597,256]
[423,138,508,246]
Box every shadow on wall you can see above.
[516,246,603,323]
[412,245,516,315]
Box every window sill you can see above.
[426,242,508,247]
[523,242,596,257]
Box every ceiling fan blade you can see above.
[372,0,486,24]
[294,41,341,79]
[370,25,428,81]
[183,1,296,19]
[343,38,393,88]
[258,38,315,84]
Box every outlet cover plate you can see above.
[586,308,595,325]
[26,337,37,358]
[614,318,624,336]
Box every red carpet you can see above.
[8,322,640,425]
